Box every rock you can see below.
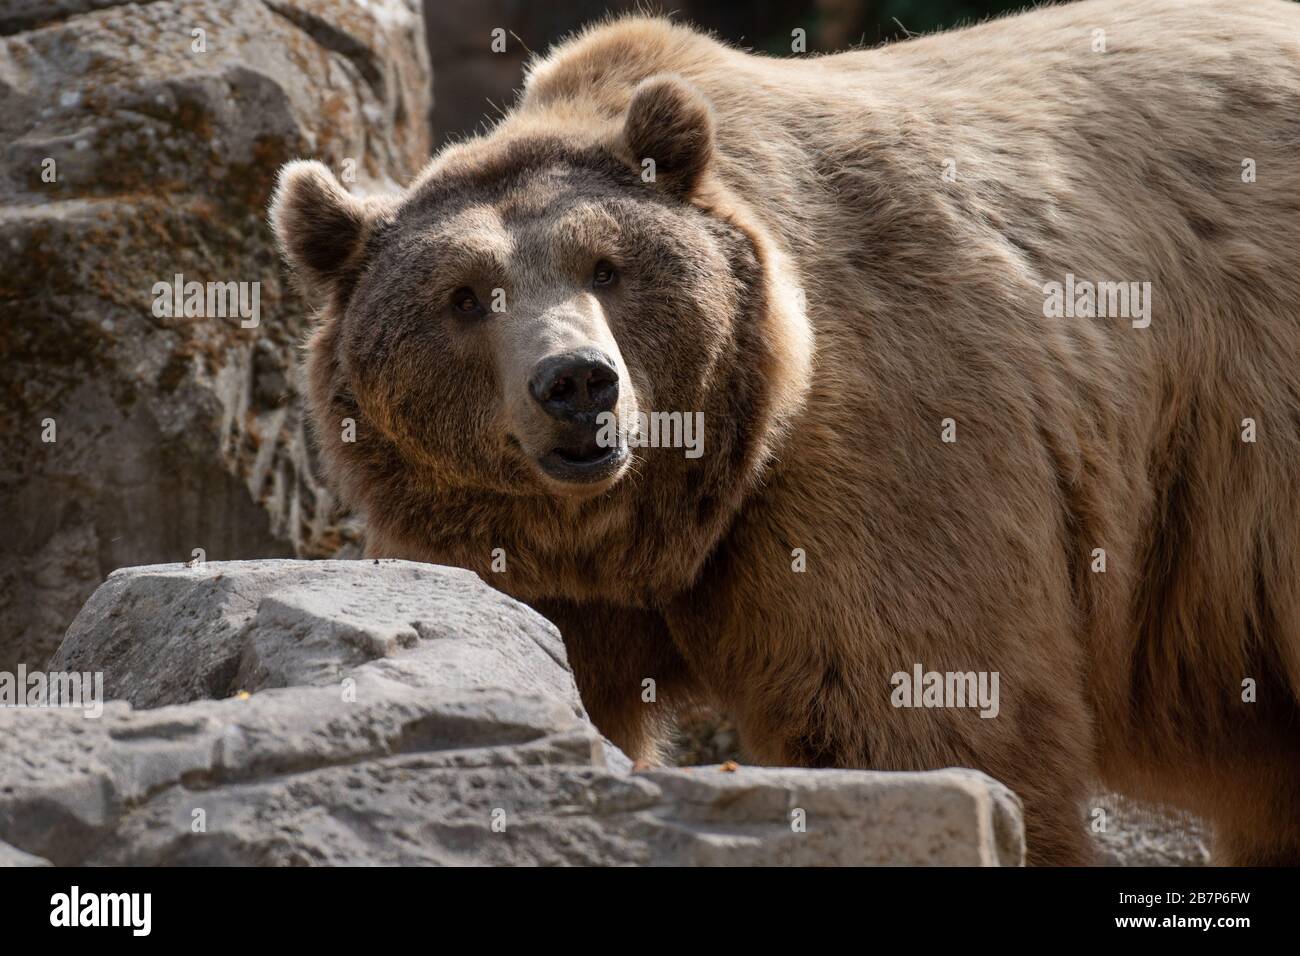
[0,841,51,866]
[1090,792,1211,866]
[3,559,1025,865]
[638,765,1024,866]
[0,0,432,671]
[51,559,574,709]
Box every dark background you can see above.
[426,0,1048,146]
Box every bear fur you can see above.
[271,0,1300,865]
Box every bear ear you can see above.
[622,75,715,198]
[269,160,374,298]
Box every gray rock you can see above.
[0,841,51,867]
[4,559,1025,865]
[638,765,1023,866]
[51,559,574,709]
[0,0,432,671]
[1090,792,1211,866]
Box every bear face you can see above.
[293,141,742,498]
[272,76,813,603]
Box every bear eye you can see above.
[452,288,482,315]
[592,260,617,288]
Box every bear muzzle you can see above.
[522,348,630,488]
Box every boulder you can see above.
[3,560,1025,865]
[0,0,432,670]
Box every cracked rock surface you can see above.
[3,560,1026,865]
[0,0,431,670]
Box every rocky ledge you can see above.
[0,559,1024,865]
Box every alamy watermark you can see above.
[151,272,260,328]
[1042,273,1151,328]
[890,663,1000,718]
[50,886,150,936]
[595,410,704,459]
[0,665,104,718]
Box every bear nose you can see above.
[528,349,620,423]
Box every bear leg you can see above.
[533,599,702,765]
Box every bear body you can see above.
[273,0,1300,864]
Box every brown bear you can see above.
[271,0,1300,865]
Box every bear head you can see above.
[270,72,812,606]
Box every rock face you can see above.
[2,560,1026,865]
[0,0,432,671]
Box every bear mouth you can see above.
[537,435,628,484]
